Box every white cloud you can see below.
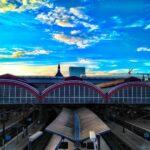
[52,30,119,48]
[60,59,120,75]
[54,6,67,14]
[0,49,51,59]
[70,7,88,20]
[36,6,100,47]
[70,30,81,35]
[78,58,92,64]
[0,0,53,13]
[53,33,100,49]
[25,49,51,55]
[108,69,131,74]
[144,63,150,66]
[125,20,144,28]
[111,16,122,24]
[55,19,75,27]
[129,59,138,63]
[99,31,120,41]
[36,7,75,28]
[45,29,50,32]
[81,21,99,31]
[40,1,54,9]
[144,24,150,30]
[0,65,55,76]
[36,6,99,32]
[109,64,118,67]
[53,33,89,48]
[63,58,100,70]
[108,68,139,74]
[36,12,54,25]
[0,48,6,51]
[78,58,100,69]
[137,47,150,52]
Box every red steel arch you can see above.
[42,80,106,100]
[107,82,150,99]
[0,79,39,98]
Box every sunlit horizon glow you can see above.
[0,0,149,76]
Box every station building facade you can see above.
[0,66,149,105]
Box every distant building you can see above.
[69,66,85,77]
[55,64,63,78]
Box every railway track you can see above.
[28,108,131,150]
[102,131,132,150]
[0,110,35,146]
[115,119,150,141]
[24,109,57,150]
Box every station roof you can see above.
[46,108,74,141]
[0,74,26,82]
[45,134,62,150]
[0,74,142,93]
[45,108,110,142]
[77,108,110,140]
[97,76,141,93]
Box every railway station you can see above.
[1,0,150,149]
[0,65,149,150]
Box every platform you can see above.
[126,119,150,132]
[108,122,150,150]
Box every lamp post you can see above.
[89,131,97,150]
[28,131,43,150]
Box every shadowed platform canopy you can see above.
[45,108,110,142]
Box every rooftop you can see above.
[45,108,110,142]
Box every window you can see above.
[0,83,36,104]
[44,82,104,103]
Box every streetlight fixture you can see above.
[89,131,97,150]
[28,131,43,150]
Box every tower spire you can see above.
[55,64,63,78]
[58,64,60,71]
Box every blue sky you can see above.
[0,0,149,76]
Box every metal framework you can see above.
[0,79,39,104]
[107,82,150,104]
[0,79,149,104]
[41,81,105,104]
